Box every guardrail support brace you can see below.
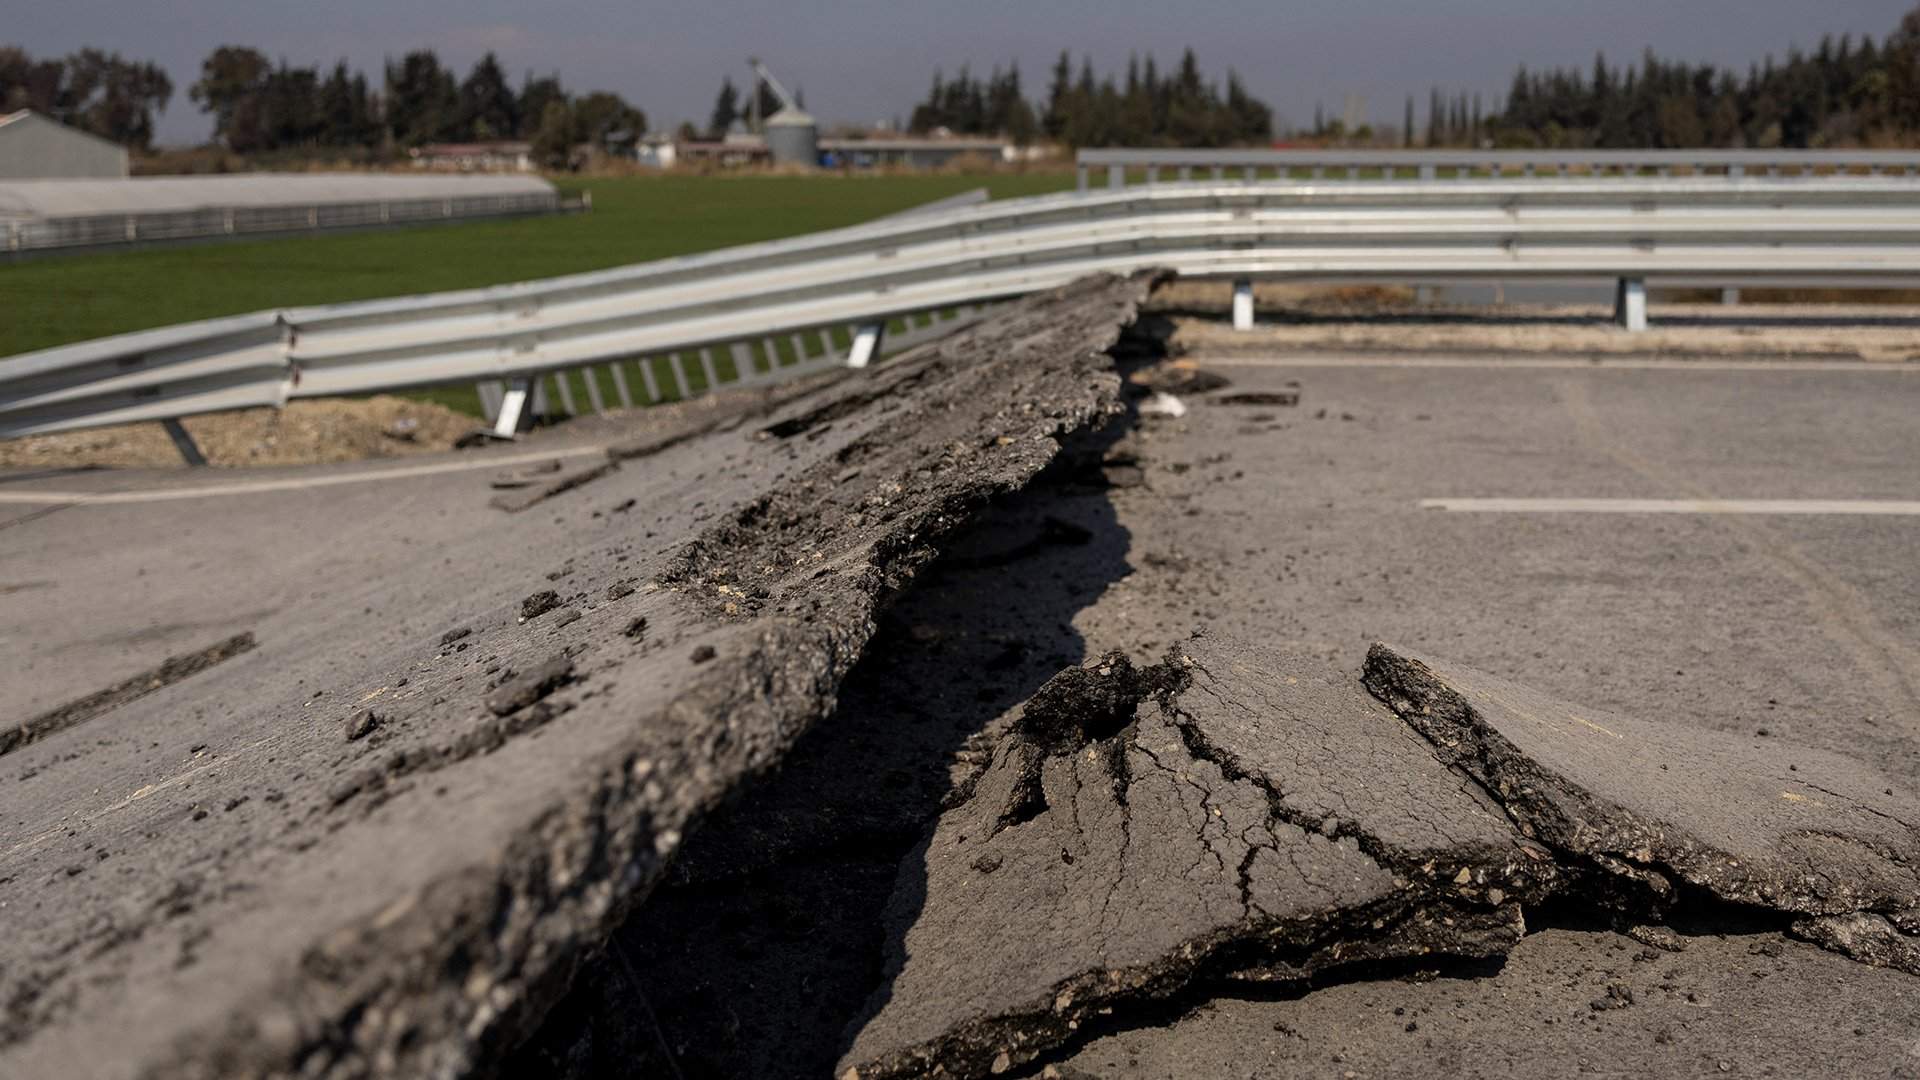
[492,377,536,437]
[847,322,885,368]
[1232,279,1255,331]
[1614,277,1648,332]
[162,419,208,467]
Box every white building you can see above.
[0,111,130,180]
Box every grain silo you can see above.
[765,106,819,167]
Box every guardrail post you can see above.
[1232,279,1255,331]
[1077,164,1088,193]
[1107,164,1122,189]
[1721,287,1741,305]
[161,419,208,467]
[492,378,536,437]
[846,322,886,368]
[1614,277,1648,332]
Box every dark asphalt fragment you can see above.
[519,590,561,620]
[1362,643,1920,970]
[484,655,575,716]
[345,709,380,742]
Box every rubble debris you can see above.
[1793,913,1920,975]
[519,590,562,620]
[344,708,380,742]
[1363,643,1920,936]
[1,632,257,758]
[484,655,575,716]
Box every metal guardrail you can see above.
[2,192,572,255]
[13,174,1920,455]
[1075,148,1920,191]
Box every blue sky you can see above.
[10,0,1915,144]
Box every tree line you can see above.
[187,47,645,162]
[0,47,173,149]
[17,10,1920,160]
[2,44,645,164]
[893,49,1271,147]
[1417,7,1920,149]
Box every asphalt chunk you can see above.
[839,633,1544,1080]
[1363,642,1920,969]
[519,589,562,620]
[484,655,576,716]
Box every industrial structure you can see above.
[0,172,564,254]
[0,110,130,180]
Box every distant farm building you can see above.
[408,141,535,172]
[672,131,1026,171]
[819,137,1016,169]
[0,110,130,180]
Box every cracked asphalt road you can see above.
[6,296,1920,1079]
[514,343,1920,1079]
[0,273,1155,1080]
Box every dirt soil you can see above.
[0,395,481,470]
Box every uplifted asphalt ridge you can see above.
[0,272,1160,1080]
[835,632,1920,1079]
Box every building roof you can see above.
[0,109,130,154]
[0,172,555,220]
[410,142,534,157]
[819,137,1009,153]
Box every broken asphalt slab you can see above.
[1364,642,1920,970]
[838,633,1919,1079]
[839,633,1554,1080]
[0,271,1161,1080]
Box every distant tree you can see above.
[457,52,518,140]
[516,73,566,139]
[709,76,739,137]
[385,50,458,145]
[530,99,573,167]
[1043,50,1073,140]
[190,46,271,151]
[61,48,173,149]
[570,90,646,147]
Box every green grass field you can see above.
[0,172,1075,362]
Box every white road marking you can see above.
[0,444,607,506]
[1421,498,1920,515]
[1201,354,1920,372]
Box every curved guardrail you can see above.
[12,175,1920,446]
[1075,147,1920,190]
